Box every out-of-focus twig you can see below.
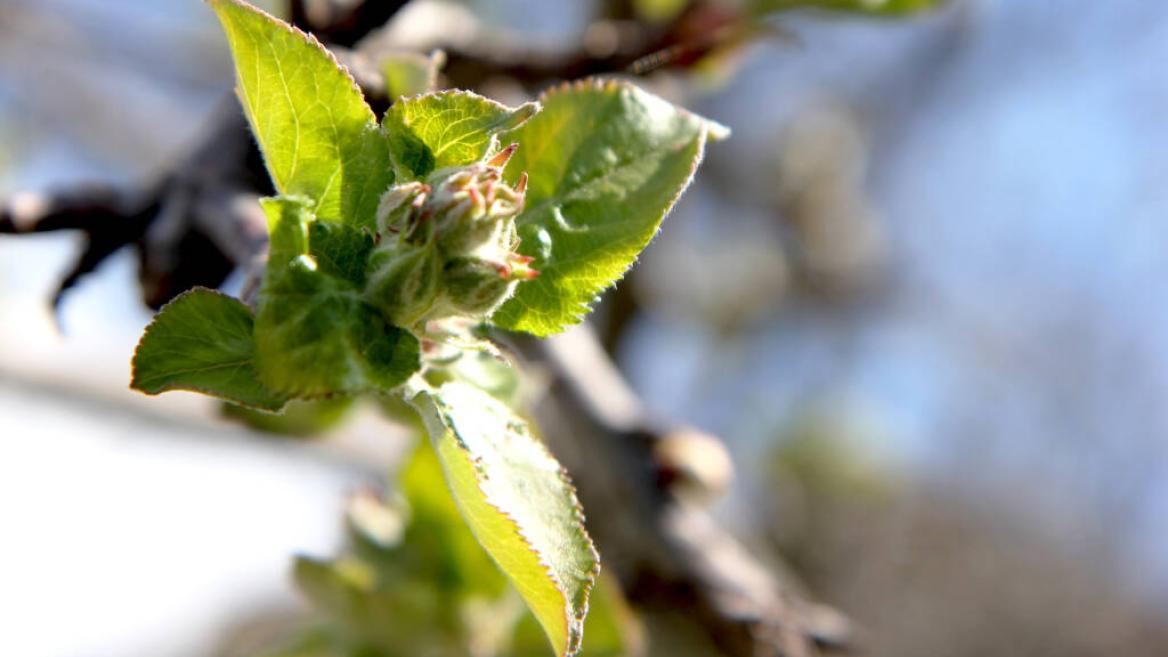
[0,102,269,309]
[289,0,411,47]
[357,1,760,96]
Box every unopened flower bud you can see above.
[366,242,442,326]
[376,181,430,241]
[362,144,536,328]
[442,257,515,317]
[442,250,539,317]
[428,148,526,255]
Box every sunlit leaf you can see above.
[210,0,392,227]
[383,90,539,180]
[221,397,354,437]
[423,348,523,407]
[131,287,287,411]
[512,574,645,657]
[254,197,420,398]
[492,79,727,336]
[292,443,510,655]
[398,439,506,590]
[413,382,600,657]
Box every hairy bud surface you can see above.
[364,145,535,328]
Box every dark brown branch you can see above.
[1,184,157,310]
[357,2,758,97]
[289,0,411,47]
[1,101,270,309]
[508,325,850,657]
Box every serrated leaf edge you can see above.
[208,0,377,197]
[500,128,713,337]
[415,387,601,656]
[130,287,288,412]
[533,76,731,141]
[388,88,541,134]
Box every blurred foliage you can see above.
[770,412,895,502]
[752,0,943,17]
[632,0,688,23]
[411,382,599,656]
[255,440,641,657]
[223,398,356,437]
[423,347,523,407]
[379,50,445,99]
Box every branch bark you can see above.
[508,325,849,657]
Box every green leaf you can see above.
[209,0,392,227]
[395,438,509,598]
[221,397,354,437]
[412,382,600,657]
[633,0,689,22]
[131,288,287,411]
[752,0,943,16]
[254,197,420,398]
[380,50,445,100]
[423,347,523,406]
[383,90,539,180]
[250,628,348,657]
[511,574,642,657]
[290,441,513,655]
[492,79,727,336]
[293,555,404,645]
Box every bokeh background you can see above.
[2,0,1167,655]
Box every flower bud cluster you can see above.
[364,144,536,328]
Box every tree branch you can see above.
[289,0,411,47]
[509,325,851,657]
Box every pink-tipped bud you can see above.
[505,252,538,280]
[484,179,497,207]
[364,143,536,327]
[495,263,512,278]
[377,182,430,236]
[487,143,520,168]
[467,184,484,209]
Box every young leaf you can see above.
[491,79,728,336]
[412,383,600,657]
[395,438,510,599]
[383,90,539,180]
[254,197,420,397]
[511,574,643,657]
[221,397,354,437]
[753,0,942,16]
[131,287,287,411]
[209,0,392,227]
